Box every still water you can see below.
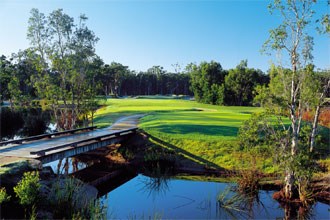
[0,107,53,140]
[102,174,329,219]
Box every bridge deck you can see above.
[0,114,144,163]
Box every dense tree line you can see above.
[96,63,191,97]
[188,60,270,106]
[1,52,270,108]
[1,55,192,105]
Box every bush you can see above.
[14,171,41,206]
[0,187,11,204]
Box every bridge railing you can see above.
[0,126,97,147]
[30,127,138,156]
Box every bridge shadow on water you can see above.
[49,130,229,199]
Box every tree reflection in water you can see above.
[0,107,51,140]
[54,157,88,175]
[217,185,267,219]
[282,201,316,220]
[140,162,172,197]
[216,185,318,220]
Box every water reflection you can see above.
[140,174,170,198]
[216,186,272,219]
[101,175,329,219]
[281,201,318,220]
[45,157,89,175]
[0,107,52,140]
[140,162,172,197]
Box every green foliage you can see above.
[238,113,266,150]
[189,61,226,105]
[13,171,41,206]
[0,56,11,101]
[27,8,100,130]
[224,60,269,106]
[99,62,129,97]
[208,84,225,105]
[253,85,270,107]
[0,187,11,204]
[188,60,269,106]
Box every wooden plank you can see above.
[29,127,138,156]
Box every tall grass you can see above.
[49,177,106,219]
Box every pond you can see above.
[44,157,89,175]
[0,107,54,141]
[102,174,329,219]
[43,156,330,219]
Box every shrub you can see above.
[0,187,11,204]
[14,171,41,206]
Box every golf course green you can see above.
[93,97,281,172]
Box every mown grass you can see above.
[93,97,278,172]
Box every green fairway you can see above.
[94,98,261,140]
[93,97,277,172]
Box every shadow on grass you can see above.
[156,124,239,137]
[147,134,225,171]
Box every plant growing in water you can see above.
[237,156,261,195]
[217,186,247,218]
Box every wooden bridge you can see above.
[0,115,143,165]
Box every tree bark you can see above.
[310,79,330,152]
[284,169,297,199]
[285,54,299,200]
[310,105,320,153]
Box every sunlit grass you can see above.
[93,97,276,172]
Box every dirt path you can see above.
[106,114,146,130]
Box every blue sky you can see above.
[0,0,328,72]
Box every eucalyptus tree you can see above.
[27,8,99,130]
[6,50,39,108]
[224,60,268,106]
[189,61,226,105]
[147,66,166,95]
[261,0,330,200]
[99,62,129,97]
[0,55,13,104]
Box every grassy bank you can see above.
[94,96,329,174]
[93,97,279,172]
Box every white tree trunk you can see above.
[310,105,320,153]
[310,80,330,152]
[284,170,295,199]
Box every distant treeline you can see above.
[1,52,271,106]
[91,60,270,106]
[1,8,328,132]
[96,64,191,97]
